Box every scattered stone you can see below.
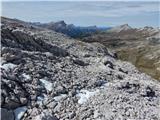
[53,94,67,102]
[34,111,58,120]
[1,63,17,71]
[143,86,156,98]
[73,59,89,66]
[39,79,53,92]
[76,90,99,104]
[46,101,58,109]
[104,61,114,69]
[68,112,76,119]
[119,68,128,74]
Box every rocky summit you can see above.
[1,17,160,120]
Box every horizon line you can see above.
[1,16,159,28]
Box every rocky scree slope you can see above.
[82,24,160,80]
[1,17,160,120]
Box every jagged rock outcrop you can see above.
[1,17,160,120]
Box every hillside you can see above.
[82,24,160,80]
[1,17,160,120]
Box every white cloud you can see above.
[53,2,159,18]
[2,1,159,27]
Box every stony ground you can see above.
[1,17,160,120]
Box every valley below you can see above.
[82,24,160,80]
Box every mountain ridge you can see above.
[82,24,160,80]
[31,20,109,38]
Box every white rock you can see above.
[34,115,41,120]
[53,94,67,101]
[1,63,17,71]
[39,79,53,92]
[14,106,27,120]
[22,73,31,80]
[44,52,53,57]
[36,96,45,106]
[76,89,99,104]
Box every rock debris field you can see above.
[1,17,160,120]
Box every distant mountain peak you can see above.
[120,24,132,29]
[109,24,132,33]
[55,20,66,26]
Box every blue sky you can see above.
[1,1,160,27]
